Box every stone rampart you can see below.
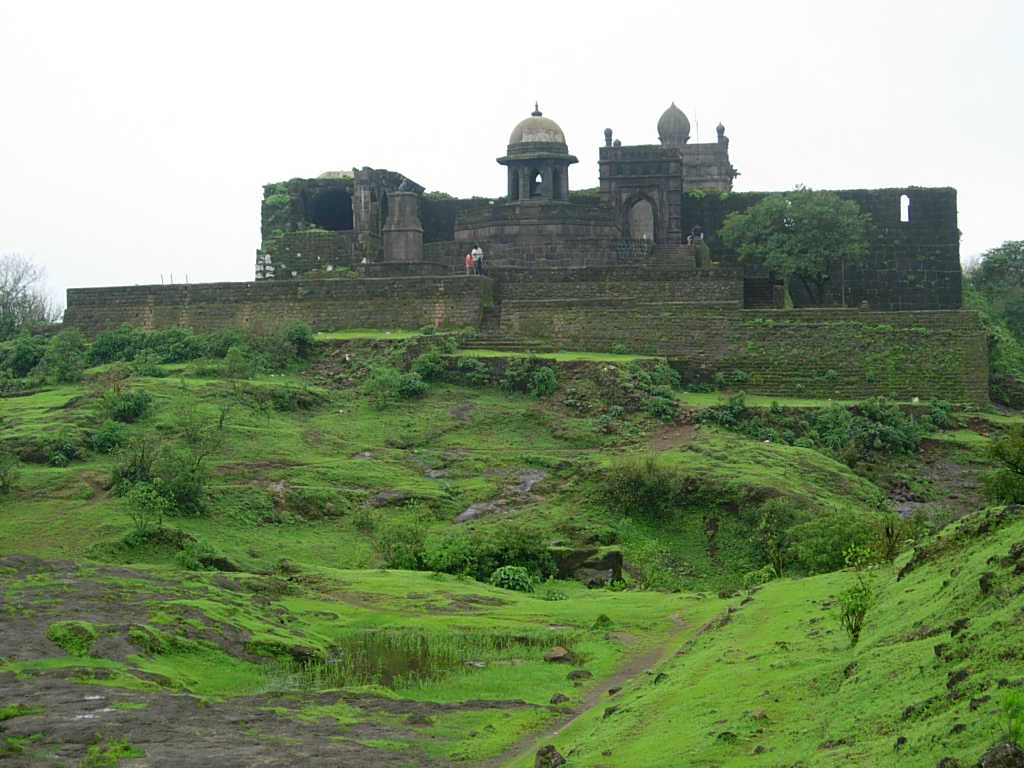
[65,277,490,336]
[491,266,743,304]
[499,302,987,403]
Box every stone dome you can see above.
[509,104,567,147]
[658,102,690,146]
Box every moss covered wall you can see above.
[65,277,490,336]
[500,302,987,403]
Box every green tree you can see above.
[719,187,871,306]
[968,241,1024,340]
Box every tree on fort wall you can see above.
[719,187,871,306]
[969,241,1024,340]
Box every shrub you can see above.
[742,564,776,593]
[284,322,315,358]
[599,456,685,521]
[418,324,436,335]
[646,395,676,422]
[397,372,428,399]
[123,481,172,534]
[223,345,256,378]
[129,349,165,377]
[528,366,557,398]
[6,332,47,377]
[376,517,427,570]
[456,357,490,386]
[981,428,1024,503]
[411,348,447,381]
[501,357,535,393]
[102,387,152,423]
[488,565,534,593]
[175,538,219,570]
[362,366,401,409]
[786,508,875,573]
[144,327,205,363]
[611,343,629,355]
[41,329,88,383]
[46,427,87,467]
[422,524,554,581]
[650,360,681,388]
[89,324,145,365]
[111,436,161,492]
[157,448,209,516]
[203,327,246,358]
[91,420,129,454]
[838,573,874,646]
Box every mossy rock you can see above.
[46,620,97,657]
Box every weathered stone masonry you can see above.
[64,277,490,336]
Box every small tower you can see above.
[382,189,423,263]
[658,103,691,147]
[498,104,578,203]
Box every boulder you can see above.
[547,546,623,583]
[543,646,576,664]
[535,745,566,768]
[975,742,1024,767]
[566,669,592,681]
[550,693,569,705]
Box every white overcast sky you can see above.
[1,0,1021,310]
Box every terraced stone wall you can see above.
[492,266,743,304]
[499,302,987,403]
[65,277,491,336]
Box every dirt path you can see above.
[481,615,689,768]
[649,422,696,450]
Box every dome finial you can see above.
[532,101,542,117]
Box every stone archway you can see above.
[627,198,655,241]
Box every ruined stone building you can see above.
[65,102,985,403]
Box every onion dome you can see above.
[658,102,690,146]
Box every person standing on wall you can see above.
[472,245,484,275]
[464,250,474,275]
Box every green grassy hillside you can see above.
[1,327,1021,766]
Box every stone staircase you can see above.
[459,333,555,354]
[652,243,698,268]
[743,277,775,309]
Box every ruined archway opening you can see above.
[308,188,354,231]
[530,169,543,198]
[627,199,655,241]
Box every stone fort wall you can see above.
[64,271,986,404]
[499,301,987,403]
[64,277,490,336]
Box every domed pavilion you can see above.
[498,104,577,203]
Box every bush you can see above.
[397,372,428,399]
[156,448,209,517]
[203,328,246,358]
[646,395,676,422]
[981,428,1024,503]
[89,324,145,365]
[786,508,875,573]
[91,420,129,454]
[41,329,88,383]
[284,322,315,358]
[223,345,256,378]
[123,481,172,534]
[411,348,447,381]
[5,332,47,377]
[362,366,401,409]
[501,357,535,393]
[599,456,685,521]
[129,349,165,377]
[144,327,205,363]
[456,357,490,386]
[110,436,162,492]
[376,517,427,570]
[102,387,152,423]
[488,565,534,593]
[422,524,554,581]
[528,366,557,398]
[418,324,436,336]
[838,573,874,646]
